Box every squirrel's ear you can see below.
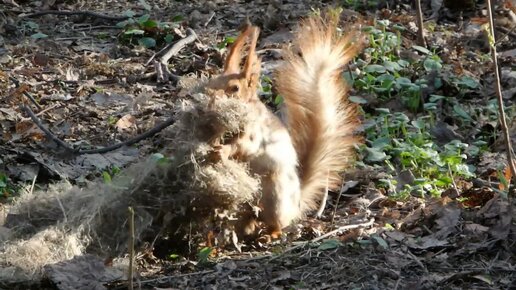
[243,26,260,83]
[223,24,253,75]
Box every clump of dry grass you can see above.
[0,92,261,282]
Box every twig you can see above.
[155,28,198,83]
[204,12,216,27]
[9,76,42,110]
[415,0,427,47]
[138,270,216,285]
[494,24,516,46]
[486,0,516,189]
[270,218,375,261]
[21,105,75,152]
[21,104,176,155]
[330,180,358,226]
[19,10,137,21]
[128,207,135,290]
[20,103,61,123]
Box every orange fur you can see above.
[205,13,363,238]
[275,14,363,213]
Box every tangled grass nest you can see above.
[0,89,263,282]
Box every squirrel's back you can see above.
[275,13,363,214]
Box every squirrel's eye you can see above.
[227,84,239,93]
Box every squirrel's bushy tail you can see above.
[275,13,363,213]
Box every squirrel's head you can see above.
[206,24,261,102]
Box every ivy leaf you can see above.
[138,37,156,48]
[139,0,152,11]
[412,45,431,55]
[453,104,473,122]
[31,32,48,39]
[365,147,387,162]
[124,29,145,35]
[364,64,387,74]
[423,58,442,71]
[349,96,368,104]
[317,239,342,250]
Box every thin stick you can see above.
[155,28,198,83]
[269,218,375,261]
[21,105,75,152]
[20,103,61,121]
[9,76,42,110]
[204,12,216,27]
[160,28,198,64]
[20,10,137,21]
[128,207,135,290]
[486,0,516,189]
[21,104,176,155]
[415,0,427,47]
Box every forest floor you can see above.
[0,0,515,289]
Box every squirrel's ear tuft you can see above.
[243,26,260,82]
[223,24,253,75]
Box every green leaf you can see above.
[349,96,368,104]
[139,0,152,11]
[396,77,412,87]
[25,21,39,29]
[457,76,479,89]
[274,95,283,105]
[317,239,342,250]
[124,29,145,35]
[383,60,401,72]
[102,171,112,183]
[197,247,213,264]
[429,94,446,102]
[364,64,387,74]
[116,20,129,28]
[124,10,136,18]
[453,104,473,122]
[164,34,174,44]
[31,32,48,39]
[141,20,159,29]
[375,108,390,114]
[138,37,156,48]
[137,14,150,24]
[365,147,387,162]
[371,235,388,249]
[172,15,184,22]
[411,119,426,130]
[412,45,431,55]
[225,36,236,44]
[397,59,410,67]
[423,58,442,72]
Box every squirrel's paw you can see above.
[208,144,232,162]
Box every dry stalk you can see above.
[128,207,135,290]
[486,0,516,192]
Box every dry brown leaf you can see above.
[115,114,137,133]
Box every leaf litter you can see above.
[0,0,515,289]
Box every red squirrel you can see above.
[205,14,362,238]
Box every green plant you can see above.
[197,247,213,265]
[20,21,48,39]
[102,166,121,183]
[260,75,283,107]
[362,109,475,198]
[0,172,17,200]
[116,9,183,48]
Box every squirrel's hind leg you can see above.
[259,168,302,238]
